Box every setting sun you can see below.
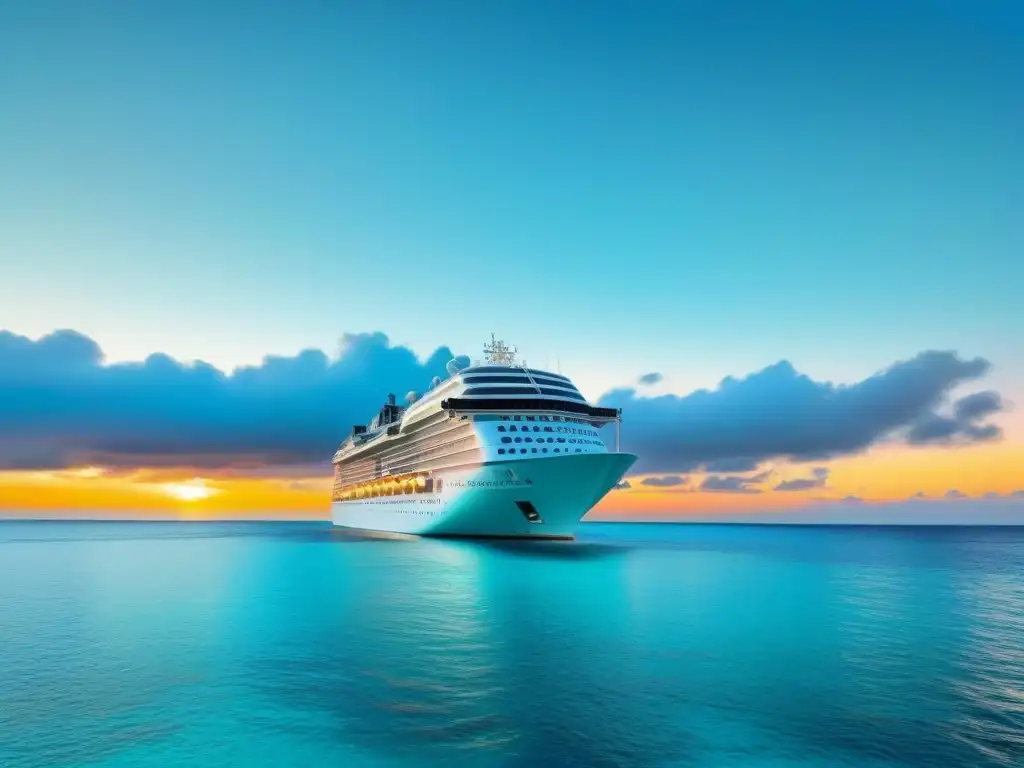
[156,479,219,503]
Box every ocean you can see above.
[1,521,1022,767]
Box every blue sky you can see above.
[2,0,1022,404]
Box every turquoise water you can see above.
[1,522,1022,767]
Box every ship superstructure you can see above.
[330,335,636,539]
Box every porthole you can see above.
[514,437,522,443]
[498,448,506,455]
[501,437,512,444]
[498,426,506,432]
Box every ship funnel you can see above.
[405,390,419,405]
[387,393,396,406]
[430,376,442,389]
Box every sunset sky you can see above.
[1,1,1021,522]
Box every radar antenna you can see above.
[483,333,518,366]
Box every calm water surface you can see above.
[1,522,1022,767]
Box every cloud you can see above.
[701,457,762,473]
[613,481,632,490]
[944,489,967,499]
[639,475,688,487]
[637,372,663,386]
[906,391,1003,444]
[0,329,454,470]
[774,467,830,492]
[982,490,1024,500]
[814,494,865,504]
[599,351,1003,474]
[0,332,1008,479]
[699,471,771,494]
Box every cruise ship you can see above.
[330,336,637,539]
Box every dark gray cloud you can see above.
[0,329,454,469]
[774,467,829,492]
[945,489,967,499]
[637,372,663,386]
[906,390,1003,444]
[0,331,1008,475]
[701,457,762,473]
[613,481,632,490]
[639,475,688,487]
[599,351,1003,474]
[699,471,771,494]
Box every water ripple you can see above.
[1,522,1023,767]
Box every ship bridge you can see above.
[440,335,622,448]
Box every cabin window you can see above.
[501,437,512,444]
[498,426,506,432]
[498,449,506,455]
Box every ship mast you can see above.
[482,333,518,366]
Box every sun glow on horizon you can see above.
[155,478,220,503]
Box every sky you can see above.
[1,0,1021,522]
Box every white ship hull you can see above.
[331,452,636,539]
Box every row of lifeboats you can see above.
[333,472,435,501]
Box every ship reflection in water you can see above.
[1,521,1022,767]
